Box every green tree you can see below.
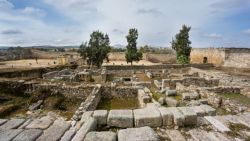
[171,25,192,64]
[78,31,111,68]
[125,28,143,65]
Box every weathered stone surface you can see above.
[208,132,232,141]
[134,108,162,127]
[107,110,133,128]
[182,92,199,101]
[0,119,25,130]
[72,118,97,141]
[26,116,54,129]
[204,116,230,133]
[191,106,206,117]
[36,119,70,141]
[0,119,7,126]
[118,126,159,141]
[18,119,32,129]
[178,107,197,126]
[60,127,77,141]
[28,100,43,111]
[168,107,185,127]
[0,129,23,141]
[166,90,177,96]
[189,129,217,141]
[13,129,42,141]
[84,131,117,141]
[200,104,216,116]
[93,110,108,125]
[80,111,93,125]
[166,130,186,141]
[158,97,165,105]
[158,107,173,126]
[165,97,179,107]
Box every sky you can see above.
[0,0,250,48]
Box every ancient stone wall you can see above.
[104,64,213,71]
[223,48,250,68]
[190,48,226,65]
[101,85,138,99]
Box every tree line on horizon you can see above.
[78,25,192,68]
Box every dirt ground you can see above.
[0,59,58,70]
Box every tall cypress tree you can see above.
[125,28,143,65]
[171,25,192,64]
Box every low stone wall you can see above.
[104,64,214,71]
[162,77,219,89]
[101,85,138,99]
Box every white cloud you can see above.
[243,29,250,35]
[204,33,222,39]
[21,7,46,17]
[0,0,250,47]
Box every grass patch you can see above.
[152,92,163,101]
[219,93,250,107]
[97,98,139,110]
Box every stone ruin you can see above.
[0,64,250,141]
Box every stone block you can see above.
[118,126,159,141]
[166,130,186,141]
[191,106,206,117]
[168,107,185,127]
[107,110,133,128]
[134,108,162,127]
[13,129,42,141]
[165,97,179,107]
[93,110,108,125]
[0,129,23,141]
[182,92,199,101]
[204,116,230,133]
[178,107,197,126]
[26,116,54,129]
[166,90,177,96]
[60,127,77,141]
[0,119,26,130]
[80,111,93,125]
[84,131,117,141]
[72,118,97,141]
[0,119,8,126]
[36,119,71,141]
[200,105,216,116]
[158,107,174,126]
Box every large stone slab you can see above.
[0,129,23,141]
[204,116,230,133]
[178,107,197,126]
[84,131,117,141]
[12,129,42,141]
[165,97,179,107]
[168,107,185,127]
[208,132,232,141]
[93,110,108,125]
[200,105,216,116]
[0,119,25,130]
[72,118,97,141]
[191,106,206,117]
[118,126,159,141]
[166,90,177,96]
[36,119,70,141]
[26,116,54,129]
[0,119,7,126]
[107,110,133,128]
[166,130,186,141]
[189,129,217,141]
[134,108,162,127]
[80,111,93,125]
[158,107,173,126]
[60,127,77,141]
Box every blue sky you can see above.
[0,0,250,47]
